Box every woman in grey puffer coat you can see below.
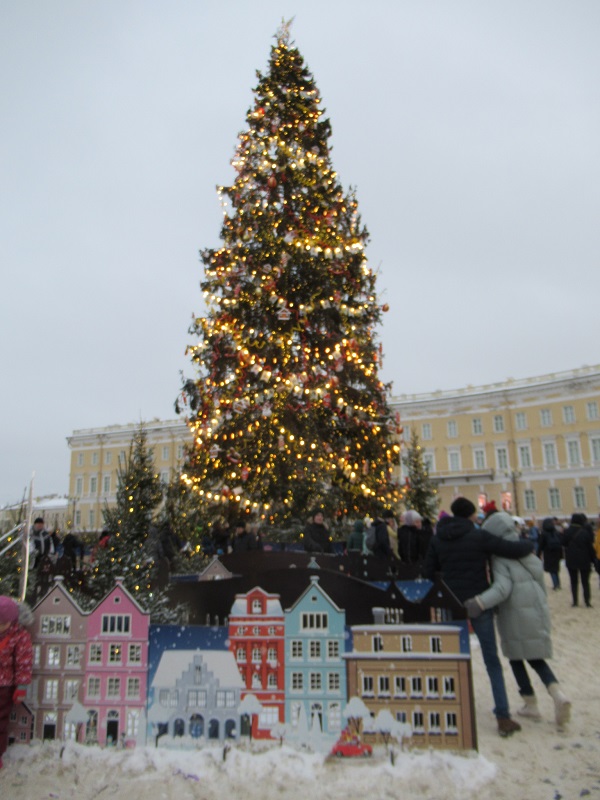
[465,511,571,730]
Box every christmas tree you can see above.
[401,430,440,522]
[81,425,175,619]
[178,21,400,529]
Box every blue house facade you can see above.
[284,576,347,737]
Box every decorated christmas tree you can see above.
[401,430,440,521]
[178,22,400,528]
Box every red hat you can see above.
[482,500,497,515]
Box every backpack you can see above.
[365,524,377,552]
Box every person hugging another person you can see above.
[465,510,571,730]
[0,596,33,769]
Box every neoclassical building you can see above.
[389,364,600,520]
[66,365,600,531]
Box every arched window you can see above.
[189,714,204,738]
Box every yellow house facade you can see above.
[389,364,600,521]
[66,419,192,532]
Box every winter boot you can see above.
[547,683,571,730]
[517,694,542,721]
[497,717,521,737]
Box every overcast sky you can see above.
[1,1,599,505]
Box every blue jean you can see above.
[471,609,510,719]
[510,659,557,696]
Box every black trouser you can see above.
[567,566,591,606]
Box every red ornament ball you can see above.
[381,303,390,312]
[267,175,277,189]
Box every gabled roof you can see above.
[284,575,343,614]
[152,649,244,689]
[93,577,150,618]
[32,576,88,615]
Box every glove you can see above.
[13,685,27,704]
[464,597,484,619]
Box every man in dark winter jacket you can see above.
[303,511,333,554]
[423,496,534,737]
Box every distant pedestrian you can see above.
[303,511,332,554]
[562,513,597,607]
[30,517,59,566]
[539,517,563,590]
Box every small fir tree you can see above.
[82,425,171,618]
[178,22,400,529]
[401,430,440,521]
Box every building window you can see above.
[429,711,441,733]
[109,644,122,663]
[448,451,461,472]
[267,673,278,688]
[412,711,424,733]
[92,452,98,466]
[591,438,600,464]
[301,612,328,630]
[401,636,413,653]
[443,676,455,698]
[524,489,536,511]
[77,453,84,467]
[176,445,184,460]
[75,477,83,495]
[251,647,261,663]
[394,676,406,697]
[447,420,458,438]
[66,645,82,667]
[473,448,486,470]
[252,598,262,614]
[496,447,508,470]
[75,510,81,526]
[128,644,141,663]
[423,452,435,472]
[87,677,101,698]
[574,486,586,509]
[518,445,532,468]
[372,634,383,653]
[427,676,439,697]
[267,648,276,664]
[33,645,41,667]
[567,440,581,466]
[362,675,374,696]
[126,710,140,738]
[329,673,341,692]
[327,640,340,659]
[45,679,59,701]
[90,476,98,494]
[548,487,561,510]
[107,678,121,698]
[291,672,303,691]
[258,706,279,728]
[563,405,575,424]
[105,450,112,465]
[410,676,422,697]
[586,401,599,421]
[540,408,552,427]
[47,646,60,667]
[41,615,71,635]
[445,712,458,733]
[187,689,207,707]
[162,445,170,461]
[103,475,111,494]
[378,675,390,696]
[252,626,260,636]
[216,690,236,708]
[328,702,342,731]
[89,643,102,663]
[430,636,442,654]
[514,412,526,431]
[396,710,407,724]
[127,678,140,698]
[309,672,322,691]
[422,423,432,440]
[309,640,321,659]
[89,509,95,529]
[493,415,504,433]
[291,640,303,659]
[543,442,557,468]
[472,417,483,435]
[236,647,246,662]
[101,615,131,634]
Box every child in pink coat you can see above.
[0,596,33,768]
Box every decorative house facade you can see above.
[228,587,285,738]
[29,577,88,742]
[284,576,347,737]
[149,650,245,742]
[85,578,150,745]
[345,616,476,750]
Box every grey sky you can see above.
[1,1,599,505]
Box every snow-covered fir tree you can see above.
[401,430,440,521]
[178,22,400,529]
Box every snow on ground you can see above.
[1,582,599,800]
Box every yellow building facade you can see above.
[389,365,600,521]
[66,420,192,532]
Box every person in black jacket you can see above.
[539,517,563,590]
[231,520,260,553]
[562,512,596,607]
[303,511,333,553]
[423,496,534,737]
